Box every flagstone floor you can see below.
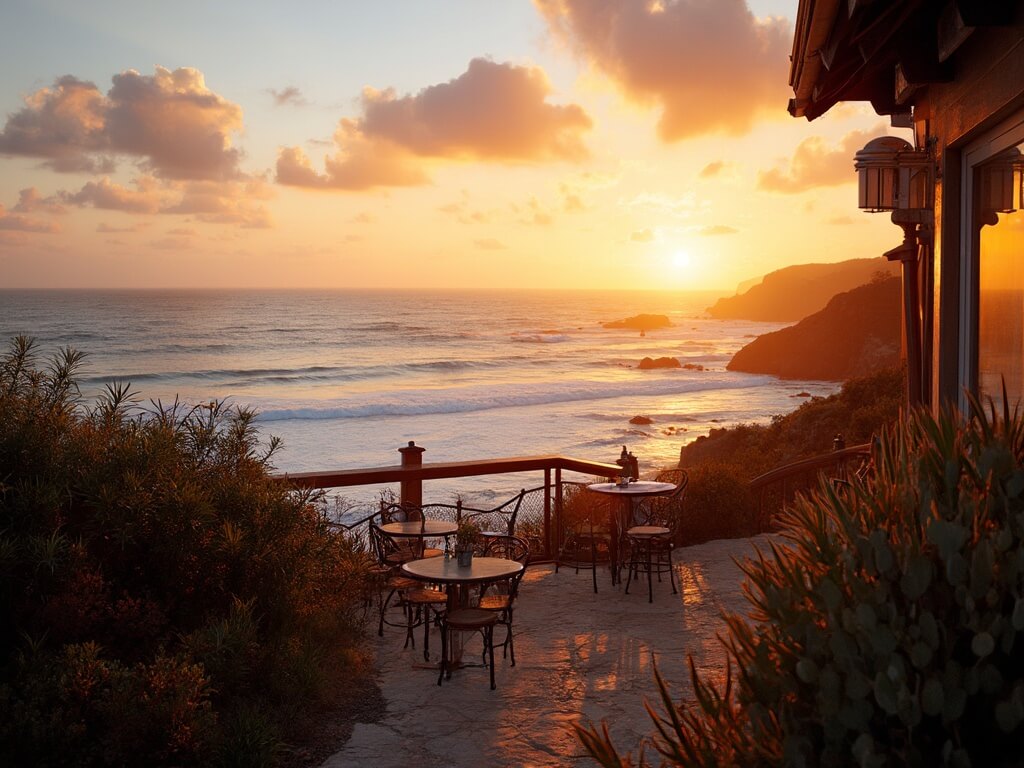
[322,535,774,768]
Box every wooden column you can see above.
[398,441,426,508]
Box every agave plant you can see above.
[579,389,1024,766]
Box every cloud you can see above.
[699,160,728,179]
[560,183,585,212]
[536,0,791,141]
[630,228,654,242]
[96,222,147,233]
[276,58,591,190]
[0,67,245,180]
[64,175,272,227]
[267,86,308,107]
[698,224,738,235]
[0,203,58,233]
[474,238,506,250]
[12,187,66,214]
[828,215,855,225]
[757,127,881,193]
[352,211,377,224]
[164,179,273,228]
[66,176,166,213]
[623,191,701,218]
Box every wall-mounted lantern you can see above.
[854,136,931,213]
[853,135,934,409]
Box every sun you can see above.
[671,250,691,270]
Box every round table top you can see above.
[380,520,458,537]
[587,481,677,497]
[626,525,671,537]
[401,555,523,585]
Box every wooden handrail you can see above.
[273,454,622,490]
[749,443,871,491]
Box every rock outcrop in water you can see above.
[708,257,899,322]
[726,276,900,381]
[602,314,672,331]
[638,356,682,370]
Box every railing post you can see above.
[544,467,552,559]
[398,441,426,508]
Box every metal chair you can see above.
[479,535,530,665]
[622,469,687,602]
[555,482,612,593]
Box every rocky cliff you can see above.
[708,257,899,322]
[726,276,901,381]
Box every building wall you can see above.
[913,22,1024,408]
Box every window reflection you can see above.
[978,142,1024,405]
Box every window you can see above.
[961,113,1024,409]
[976,140,1024,405]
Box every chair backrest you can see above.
[380,501,424,523]
[633,469,689,529]
[483,534,530,565]
[482,535,530,600]
[368,522,393,566]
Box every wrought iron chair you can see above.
[438,607,498,689]
[477,489,527,540]
[555,482,612,593]
[479,535,530,665]
[622,469,687,602]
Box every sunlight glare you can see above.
[671,250,691,271]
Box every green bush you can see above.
[0,337,369,765]
[579,393,1024,766]
[678,462,756,546]
[679,366,905,479]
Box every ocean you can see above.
[0,289,835,511]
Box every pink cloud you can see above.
[276,59,591,190]
[63,176,272,228]
[0,203,59,233]
[66,176,165,213]
[12,187,67,214]
[757,127,883,193]
[536,0,790,141]
[0,67,244,181]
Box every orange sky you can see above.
[0,0,908,292]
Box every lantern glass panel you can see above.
[858,166,898,211]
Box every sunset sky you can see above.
[0,0,910,292]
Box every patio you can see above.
[322,534,774,768]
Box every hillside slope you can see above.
[726,276,900,381]
[708,257,899,322]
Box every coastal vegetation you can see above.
[581,392,1024,766]
[0,337,368,766]
[676,366,904,544]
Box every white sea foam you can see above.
[255,375,775,421]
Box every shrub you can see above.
[678,462,756,546]
[578,393,1024,766]
[0,337,369,765]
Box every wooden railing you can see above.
[749,443,872,527]
[272,449,623,561]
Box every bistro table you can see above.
[587,481,676,585]
[402,556,524,671]
[380,520,458,558]
[402,555,523,609]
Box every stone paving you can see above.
[322,535,774,768]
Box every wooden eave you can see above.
[787,0,1004,120]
